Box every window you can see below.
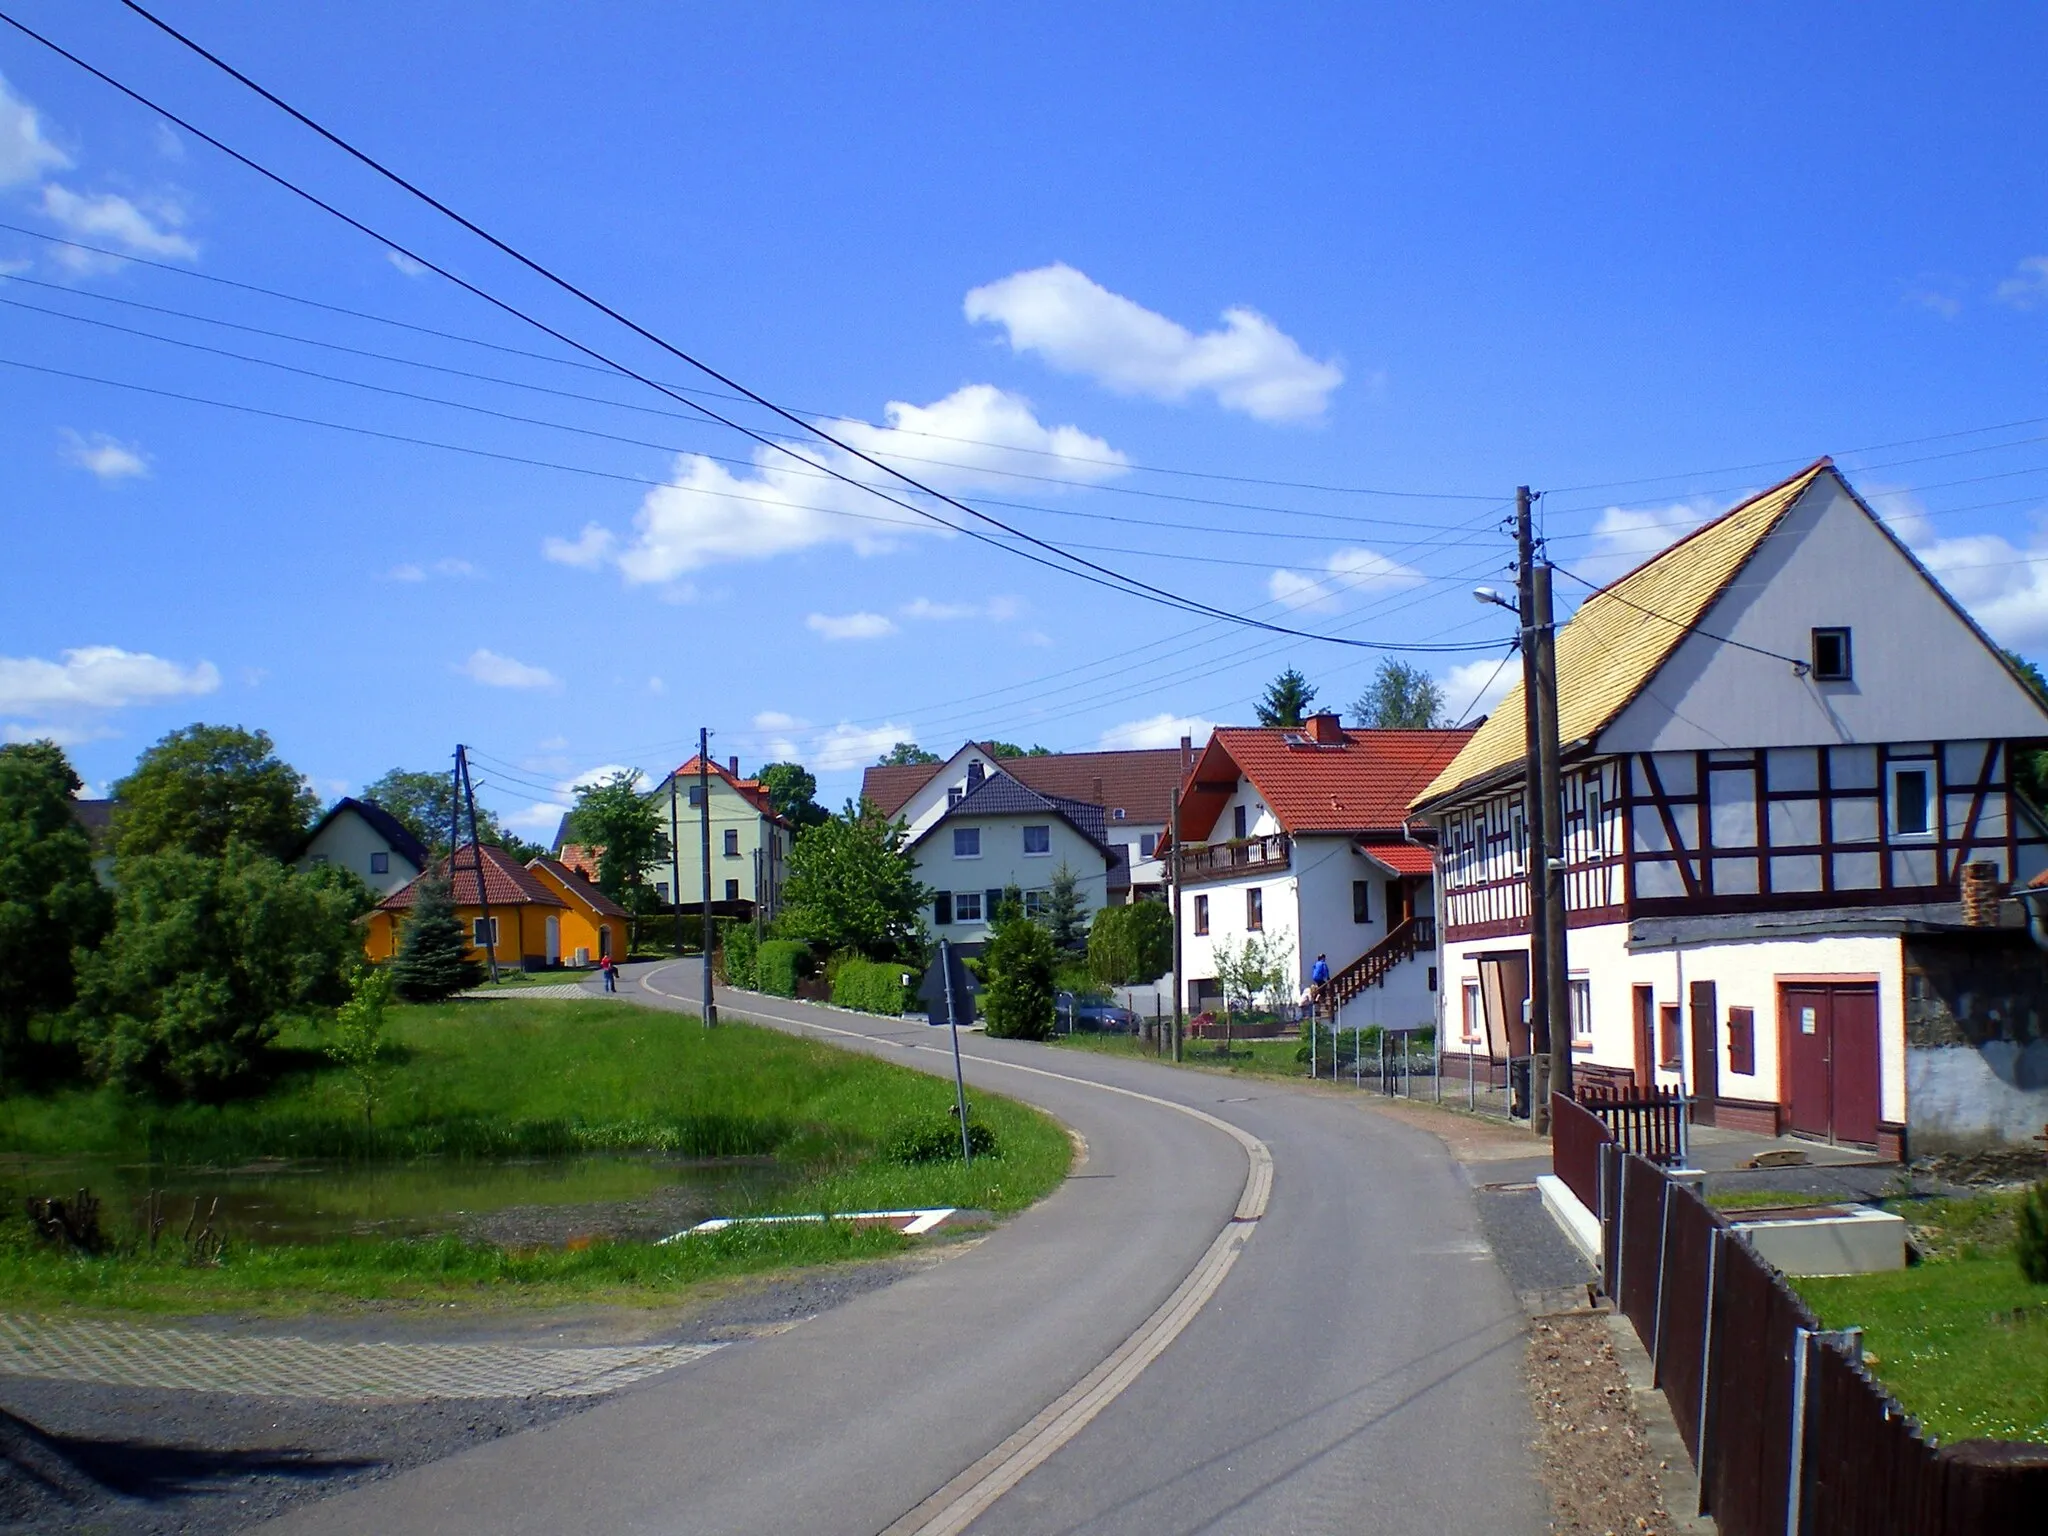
[934,891,953,924]
[1889,763,1933,839]
[986,888,1004,921]
[1658,1003,1682,1070]
[1246,887,1264,931]
[1024,889,1049,918]
[725,878,740,901]
[954,827,981,858]
[364,851,387,876]
[1194,894,1210,935]
[1352,880,1370,924]
[948,787,964,809]
[1139,832,1158,859]
[955,891,983,922]
[687,783,704,806]
[1727,1006,1757,1075]
[1570,978,1592,1042]
[1233,805,1248,840]
[1810,626,1852,682]
[724,828,740,857]
[1023,825,1051,856]
[471,916,499,949]
[656,881,670,903]
[1462,980,1481,1042]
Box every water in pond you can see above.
[0,1152,801,1248]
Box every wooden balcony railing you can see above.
[1177,833,1291,883]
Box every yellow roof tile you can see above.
[1412,459,1833,809]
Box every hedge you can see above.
[721,921,758,989]
[755,940,809,998]
[831,958,909,1016]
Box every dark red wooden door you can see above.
[1784,986,1832,1138]
[1632,986,1656,1089]
[1829,987,1881,1146]
[1689,980,1719,1124]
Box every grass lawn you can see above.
[0,1000,1071,1313]
[1795,1192,2048,1444]
[1052,1032,1309,1077]
[1707,1189,1846,1212]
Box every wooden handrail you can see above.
[1328,914,1436,1006]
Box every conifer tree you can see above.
[1044,861,1088,952]
[390,877,481,1001]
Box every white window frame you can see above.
[1461,979,1482,1043]
[1023,824,1051,856]
[1569,976,1592,1042]
[954,827,982,859]
[1886,760,1936,841]
[1024,888,1050,918]
[471,915,499,949]
[954,891,984,922]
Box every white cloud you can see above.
[1099,712,1214,750]
[386,563,426,582]
[386,557,475,582]
[965,263,1344,422]
[458,648,559,690]
[753,710,805,732]
[40,184,196,263]
[646,676,665,695]
[59,429,148,481]
[806,611,897,641]
[1996,256,2048,310]
[152,122,184,162]
[1266,547,1425,612]
[551,385,1124,582]
[812,722,913,772]
[386,249,429,278]
[3,721,113,747]
[1437,656,1520,721]
[900,595,1023,622]
[0,74,69,188]
[0,645,219,716]
[1572,499,1722,586]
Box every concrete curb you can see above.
[1537,1173,1602,1265]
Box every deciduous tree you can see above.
[758,762,828,829]
[775,799,931,960]
[876,742,941,767]
[0,741,112,1074]
[1350,659,1446,729]
[570,771,669,910]
[982,899,1055,1041]
[113,724,318,861]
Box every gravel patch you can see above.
[1474,1184,1595,1299]
[1525,1315,1676,1535]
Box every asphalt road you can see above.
[263,964,1542,1536]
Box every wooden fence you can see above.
[1584,1134,2048,1534]
[1576,1079,1689,1166]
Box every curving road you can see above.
[264,963,1541,1536]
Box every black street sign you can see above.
[917,949,979,1027]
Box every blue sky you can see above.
[7,2,2048,828]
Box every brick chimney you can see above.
[1180,735,1192,776]
[728,755,739,777]
[1091,775,1104,806]
[1306,711,1345,745]
[1960,861,2002,927]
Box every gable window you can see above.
[948,787,964,809]
[954,891,982,922]
[369,851,389,875]
[471,916,499,950]
[1139,832,1158,859]
[954,827,981,858]
[1194,894,1209,935]
[1888,762,1934,839]
[934,891,953,924]
[1023,825,1051,856]
[1810,627,1852,682]
[1233,805,1249,840]
[687,783,704,807]
[1246,887,1264,931]
[1352,880,1370,924]
[724,828,740,857]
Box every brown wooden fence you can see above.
[1581,1139,2048,1533]
[1576,1080,1689,1165]
[1550,1092,1608,1214]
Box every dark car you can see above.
[1056,993,1140,1033]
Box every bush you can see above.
[882,1113,999,1163]
[982,908,1055,1041]
[1087,900,1172,987]
[755,940,810,998]
[832,959,908,1016]
[721,921,758,989]
[2021,1180,2048,1284]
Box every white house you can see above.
[641,756,795,918]
[297,797,428,896]
[909,770,1120,945]
[1168,717,1473,1030]
[1410,460,2048,1156]
[863,742,1187,905]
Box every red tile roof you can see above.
[1356,838,1437,876]
[667,756,790,827]
[1178,726,1475,841]
[862,744,1190,823]
[527,857,632,918]
[556,843,603,882]
[378,844,568,911]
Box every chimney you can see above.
[728,755,739,777]
[1960,861,2002,927]
[1306,711,1345,746]
[1091,775,1104,806]
[1180,734,1193,775]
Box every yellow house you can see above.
[526,857,630,964]
[364,844,570,970]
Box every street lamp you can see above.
[1472,586,1517,612]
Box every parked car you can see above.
[1056,993,1139,1034]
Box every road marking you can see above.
[637,964,1274,1530]
[663,1208,958,1241]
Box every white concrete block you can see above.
[1730,1206,1908,1276]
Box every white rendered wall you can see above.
[300,811,418,896]
[917,811,1107,942]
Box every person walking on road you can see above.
[599,953,617,992]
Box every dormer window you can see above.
[1811,627,1852,682]
[967,761,985,788]
[947,787,964,809]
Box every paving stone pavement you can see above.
[0,1313,723,1403]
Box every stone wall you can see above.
[1904,932,2048,1147]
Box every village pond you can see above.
[0,1151,801,1250]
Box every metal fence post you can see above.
[1651,1176,1674,1385]
[1695,1224,1721,1517]
[1786,1326,1814,1536]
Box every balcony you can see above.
[1178,833,1292,884]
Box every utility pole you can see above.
[670,769,683,957]
[698,728,716,1027]
[753,847,764,946]
[1515,488,1553,1130]
[456,744,498,983]
[1171,735,1189,1063]
[1534,561,1573,1108]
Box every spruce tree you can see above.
[1255,668,1319,727]
[1044,861,1088,953]
[391,877,481,1000]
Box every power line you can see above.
[1548,561,1811,671]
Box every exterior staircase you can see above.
[1327,915,1435,1009]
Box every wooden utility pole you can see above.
[1171,734,1188,1062]
[457,744,498,983]
[1516,489,1552,1129]
[698,728,716,1027]
[1534,562,1573,1108]
[670,770,683,956]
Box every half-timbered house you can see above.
[1410,460,2048,1156]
